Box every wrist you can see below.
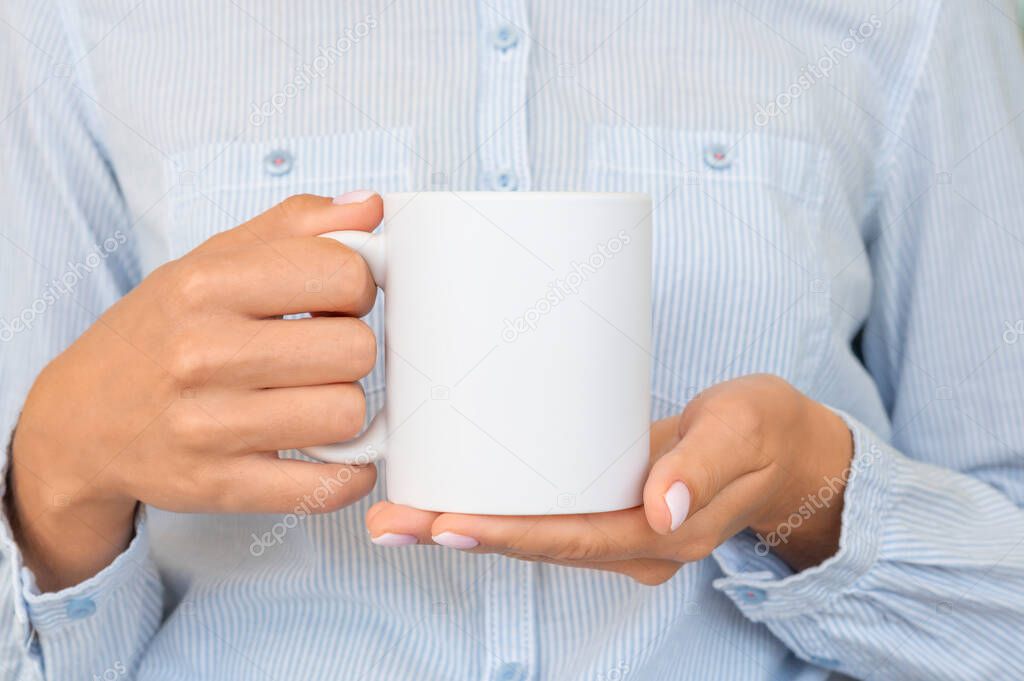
[7,429,137,592]
[750,396,853,569]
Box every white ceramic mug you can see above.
[304,192,652,515]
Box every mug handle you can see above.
[300,230,388,465]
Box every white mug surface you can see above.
[304,192,652,515]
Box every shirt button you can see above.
[494,662,526,681]
[263,149,294,176]
[65,597,96,620]
[491,25,520,51]
[490,170,519,191]
[736,587,767,605]
[703,142,732,170]
[809,655,841,669]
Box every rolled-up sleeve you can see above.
[714,414,1024,678]
[712,1,1024,678]
[1,2,163,678]
[2,509,163,681]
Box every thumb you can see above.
[642,422,756,536]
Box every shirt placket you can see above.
[476,0,532,193]
[475,3,536,680]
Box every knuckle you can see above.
[277,193,319,221]
[711,393,765,449]
[690,459,719,507]
[344,320,378,376]
[167,257,218,308]
[164,406,213,452]
[164,333,211,386]
[330,385,366,441]
[678,398,702,430]
[330,249,376,309]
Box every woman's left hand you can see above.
[365,374,854,585]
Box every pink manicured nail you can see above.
[370,533,418,547]
[432,531,479,550]
[332,190,376,205]
[665,481,691,532]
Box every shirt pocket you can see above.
[165,129,413,397]
[588,125,829,416]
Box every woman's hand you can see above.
[366,374,853,584]
[8,192,382,591]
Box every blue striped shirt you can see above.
[2,1,1024,679]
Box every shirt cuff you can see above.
[711,409,892,621]
[1,430,160,654]
[18,510,153,633]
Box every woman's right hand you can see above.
[7,192,383,591]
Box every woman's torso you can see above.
[67,1,920,677]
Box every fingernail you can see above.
[665,481,691,532]
[432,531,479,550]
[370,533,418,547]
[332,190,376,205]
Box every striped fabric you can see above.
[2,0,1024,679]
